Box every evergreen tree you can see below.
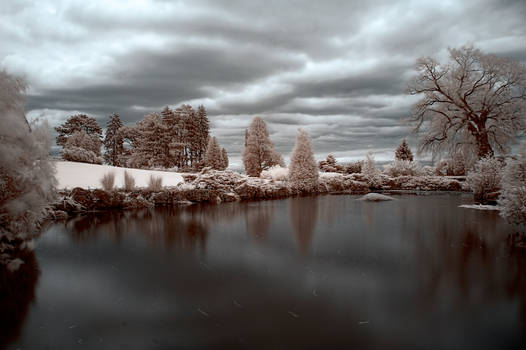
[55,114,102,149]
[221,147,229,170]
[103,113,124,166]
[128,113,166,168]
[395,139,414,161]
[289,129,318,191]
[196,105,210,165]
[242,117,284,176]
[204,136,222,170]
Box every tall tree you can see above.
[289,129,318,191]
[204,136,222,170]
[395,139,414,161]
[407,45,526,159]
[128,113,166,168]
[220,147,229,170]
[0,70,56,237]
[103,113,124,166]
[196,105,210,165]
[55,114,102,149]
[242,117,284,176]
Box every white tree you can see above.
[407,45,526,159]
[62,130,103,164]
[0,70,56,244]
[466,156,502,203]
[498,142,526,224]
[362,152,382,187]
[242,117,284,177]
[289,129,318,191]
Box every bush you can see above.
[498,144,526,224]
[383,160,421,177]
[260,165,289,181]
[466,156,502,203]
[123,170,135,191]
[147,175,163,192]
[345,161,362,174]
[361,153,381,187]
[62,146,104,164]
[99,172,115,191]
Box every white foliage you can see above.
[0,70,56,237]
[62,146,104,164]
[260,165,289,181]
[466,156,502,199]
[361,152,382,187]
[498,143,526,224]
[289,129,318,191]
[383,160,422,177]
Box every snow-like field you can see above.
[54,161,184,190]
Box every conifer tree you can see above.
[221,147,229,170]
[242,117,284,176]
[55,114,102,149]
[103,113,124,166]
[204,136,222,170]
[395,139,414,161]
[289,129,318,191]
[196,105,210,164]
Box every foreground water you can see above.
[2,193,525,349]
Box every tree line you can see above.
[55,104,228,171]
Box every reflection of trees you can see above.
[0,249,39,349]
[245,202,274,242]
[289,196,318,255]
[407,201,526,331]
[64,207,211,252]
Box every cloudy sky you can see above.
[2,0,526,165]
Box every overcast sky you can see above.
[2,0,526,165]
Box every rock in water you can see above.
[358,193,395,201]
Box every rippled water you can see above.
[2,193,525,349]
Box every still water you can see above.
[2,193,525,349]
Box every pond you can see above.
[2,193,525,349]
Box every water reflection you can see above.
[0,250,39,349]
[289,196,318,255]
[8,194,526,349]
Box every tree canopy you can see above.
[407,45,526,159]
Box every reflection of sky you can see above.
[11,195,526,349]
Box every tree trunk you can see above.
[476,130,494,159]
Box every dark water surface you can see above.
[3,193,526,349]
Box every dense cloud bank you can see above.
[2,0,525,163]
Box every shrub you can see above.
[260,165,289,181]
[123,170,135,191]
[147,175,163,192]
[466,156,502,203]
[100,172,115,191]
[345,161,362,174]
[62,146,104,164]
[384,160,421,177]
[289,129,318,191]
[498,143,526,224]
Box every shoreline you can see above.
[48,168,466,218]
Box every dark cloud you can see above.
[2,0,525,163]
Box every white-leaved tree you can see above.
[243,117,284,177]
[362,152,382,187]
[0,70,56,265]
[498,142,526,224]
[407,45,526,159]
[289,129,318,191]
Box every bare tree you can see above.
[242,117,284,177]
[407,45,526,159]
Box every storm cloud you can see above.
[2,0,525,165]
